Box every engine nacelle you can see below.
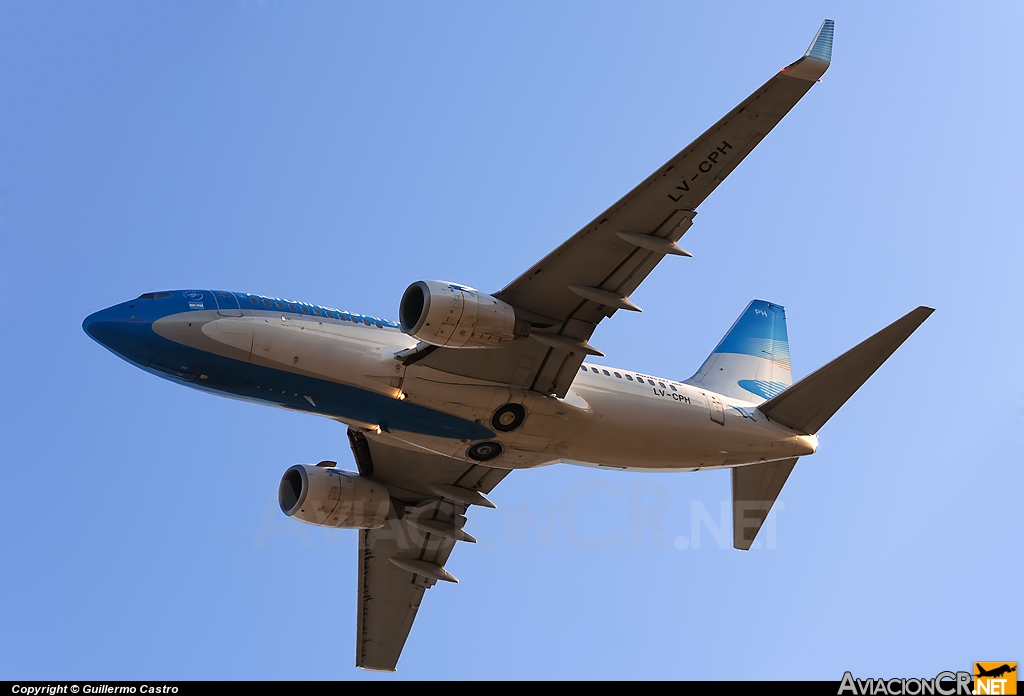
[278,464,390,529]
[399,280,529,348]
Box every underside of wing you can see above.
[409,20,834,398]
[731,457,798,550]
[351,430,510,671]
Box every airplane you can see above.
[976,664,1017,679]
[83,19,933,671]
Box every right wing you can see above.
[410,20,835,399]
[350,430,510,672]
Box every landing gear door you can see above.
[213,290,243,316]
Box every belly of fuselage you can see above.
[559,378,809,470]
[144,307,808,471]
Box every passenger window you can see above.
[658,382,665,388]
[263,300,272,307]
[614,372,621,378]
[670,384,677,391]
[603,370,610,376]
[301,306,310,314]
[626,375,633,381]
[363,317,373,326]
[275,302,284,309]
[591,367,599,373]
[288,304,298,311]
[313,309,322,317]
[647,379,655,386]
[580,366,587,373]
[249,297,259,305]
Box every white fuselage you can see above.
[150,304,816,472]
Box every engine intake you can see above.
[278,464,390,529]
[399,280,529,348]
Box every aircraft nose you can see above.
[82,302,160,366]
[82,306,120,346]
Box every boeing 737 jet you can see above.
[84,20,932,671]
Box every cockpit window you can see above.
[137,292,172,300]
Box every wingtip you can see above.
[806,19,835,64]
[893,306,935,333]
[780,19,834,81]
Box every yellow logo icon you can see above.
[975,663,1017,695]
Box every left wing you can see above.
[349,429,510,672]
[410,20,834,397]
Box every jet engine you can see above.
[278,464,390,528]
[399,280,529,348]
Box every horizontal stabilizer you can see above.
[758,306,933,434]
[732,457,798,550]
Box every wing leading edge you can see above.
[412,20,834,398]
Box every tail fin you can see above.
[758,306,933,434]
[685,300,792,403]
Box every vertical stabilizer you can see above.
[685,300,792,403]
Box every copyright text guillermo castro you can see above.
[10,687,179,695]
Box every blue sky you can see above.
[1,1,1021,680]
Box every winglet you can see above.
[782,19,834,81]
[806,19,834,63]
